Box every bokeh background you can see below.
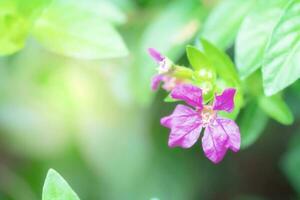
[0,0,300,199]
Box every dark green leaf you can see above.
[239,102,268,149]
[258,94,294,125]
[281,130,300,194]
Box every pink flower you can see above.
[148,48,182,91]
[160,84,240,164]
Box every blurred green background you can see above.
[0,0,300,199]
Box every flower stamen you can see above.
[200,105,216,127]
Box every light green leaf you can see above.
[198,38,240,86]
[42,169,80,200]
[0,0,53,56]
[201,0,257,49]
[33,0,128,59]
[258,94,294,125]
[236,0,287,78]
[262,0,300,95]
[186,45,212,71]
[62,0,127,25]
[0,1,29,55]
[239,102,268,149]
[15,0,53,18]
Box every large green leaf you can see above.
[235,0,288,78]
[239,102,268,149]
[42,169,80,200]
[262,0,300,95]
[33,0,128,59]
[258,94,294,125]
[201,0,257,49]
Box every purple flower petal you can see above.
[151,74,164,91]
[148,48,165,62]
[202,124,228,164]
[168,124,202,148]
[161,104,197,128]
[171,84,203,109]
[201,117,241,164]
[213,88,236,112]
[216,118,241,152]
[161,104,202,148]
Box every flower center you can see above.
[158,58,173,74]
[199,105,216,127]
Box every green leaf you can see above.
[239,102,268,149]
[33,0,128,59]
[186,45,212,71]
[258,94,294,125]
[42,169,80,200]
[0,1,29,55]
[281,131,300,194]
[0,0,53,56]
[262,0,300,96]
[15,0,53,18]
[235,0,288,78]
[201,0,257,49]
[198,38,240,85]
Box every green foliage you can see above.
[262,0,300,96]
[186,45,212,71]
[0,13,28,55]
[235,0,287,78]
[239,102,268,149]
[1,0,300,198]
[33,0,128,60]
[42,169,80,200]
[258,95,294,125]
[0,0,128,59]
[198,38,239,85]
[282,131,300,194]
[0,1,30,55]
[201,0,257,49]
